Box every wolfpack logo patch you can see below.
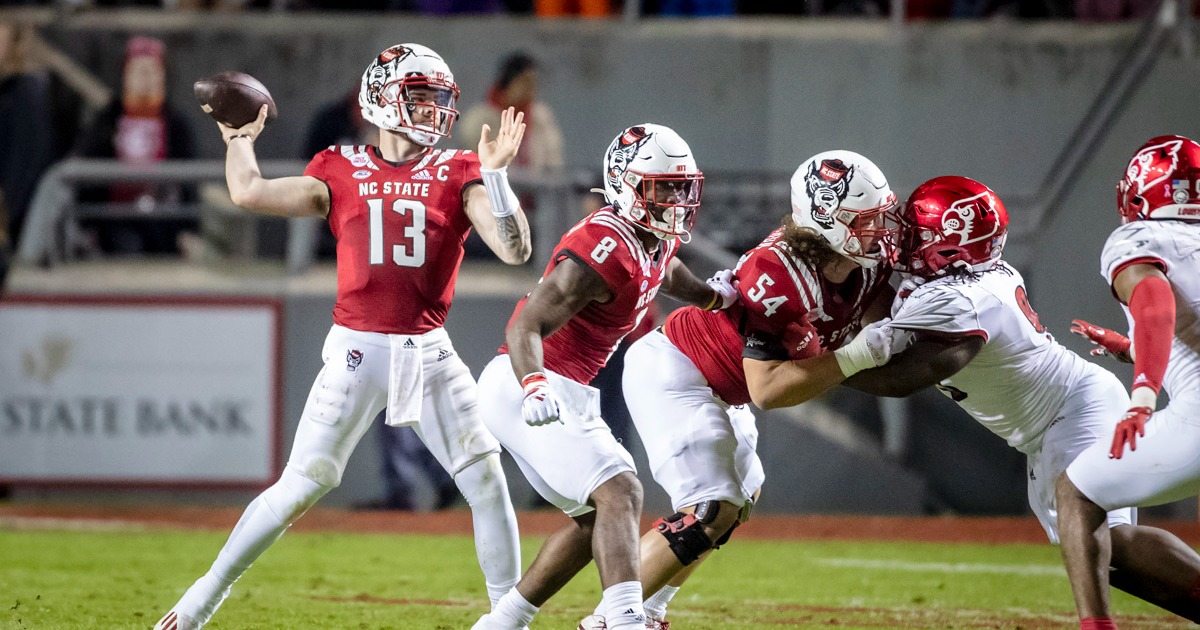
[346,349,363,372]
[605,127,652,204]
[378,45,411,65]
[805,159,854,229]
[1127,138,1183,195]
[941,191,999,246]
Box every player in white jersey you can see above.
[1056,135,1200,630]
[842,175,1200,628]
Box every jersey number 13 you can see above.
[368,198,426,267]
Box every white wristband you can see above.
[481,166,520,218]
[1130,385,1158,410]
[833,336,874,377]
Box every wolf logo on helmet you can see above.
[605,126,652,202]
[805,158,854,229]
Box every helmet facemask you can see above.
[837,196,898,268]
[385,77,458,145]
[627,171,704,241]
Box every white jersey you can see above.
[890,262,1092,453]
[1100,220,1200,398]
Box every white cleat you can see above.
[153,610,200,630]
[645,618,671,630]
[578,614,606,630]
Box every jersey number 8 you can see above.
[368,198,426,268]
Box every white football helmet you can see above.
[600,124,703,241]
[359,44,459,146]
[790,150,897,268]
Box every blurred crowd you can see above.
[0,0,1170,20]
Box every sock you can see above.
[592,591,607,617]
[604,581,647,630]
[644,584,680,620]
[177,468,328,623]
[1081,618,1118,630]
[454,454,522,607]
[490,587,538,629]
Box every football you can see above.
[193,71,278,128]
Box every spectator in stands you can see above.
[76,35,196,255]
[535,0,610,18]
[1075,0,1155,20]
[0,19,55,253]
[657,0,733,15]
[458,52,563,178]
[458,52,563,260]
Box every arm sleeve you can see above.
[1128,275,1175,394]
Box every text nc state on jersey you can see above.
[358,181,435,197]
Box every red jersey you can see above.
[304,145,482,335]
[664,228,890,406]
[501,208,678,384]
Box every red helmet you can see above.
[1117,135,1200,223]
[896,176,1009,277]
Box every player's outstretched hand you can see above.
[1110,406,1152,459]
[1070,319,1132,363]
[478,106,527,170]
[219,104,269,146]
[521,372,562,426]
[706,269,739,311]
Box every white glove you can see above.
[521,372,562,426]
[833,319,914,377]
[705,269,739,311]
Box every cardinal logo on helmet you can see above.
[1127,139,1183,196]
[805,159,854,230]
[941,191,999,246]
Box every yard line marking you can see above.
[0,516,150,532]
[815,557,1065,576]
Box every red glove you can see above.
[1110,406,1152,459]
[1070,319,1132,363]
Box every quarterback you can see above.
[154,44,530,630]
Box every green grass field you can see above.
[1,525,1191,629]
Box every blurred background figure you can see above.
[0,19,55,259]
[76,35,196,256]
[458,52,563,179]
[459,51,564,258]
[534,0,610,16]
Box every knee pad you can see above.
[262,468,332,524]
[654,501,722,566]
[453,454,507,508]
